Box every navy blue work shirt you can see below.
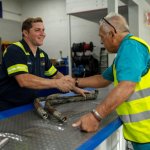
[0,39,57,111]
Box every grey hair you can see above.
[99,12,130,33]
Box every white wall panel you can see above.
[66,0,125,14]
[138,2,150,44]
[66,0,106,14]
[2,0,22,22]
[21,0,70,59]
[21,0,100,60]
[0,19,21,41]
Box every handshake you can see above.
[54,75,88,97]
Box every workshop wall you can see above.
[21,0,100,60]
[138,5,150,44]
[0,19,21,41]
[2,0,22,22]
[127,0,150,45]
[70,16,100,60]
[21,0,69,59]
[0,0,21,41]
[1,0,150,62]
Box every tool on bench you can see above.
[34,90,98,123]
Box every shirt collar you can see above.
[119,33,133,47]
[20,39,40,55]
[122,33,133,41]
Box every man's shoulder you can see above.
[123,35,148,48]
[4,42,25,57]
[7,43,20,49]
[122,37,148,54]
[122,37,138,46]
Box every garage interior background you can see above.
[0,0,150,75]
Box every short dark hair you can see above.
[22,17,43,32]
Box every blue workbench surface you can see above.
[0,88,122,150]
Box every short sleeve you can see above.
[43,52,58,77]
[102,65,114,81]
[3,45,28,76]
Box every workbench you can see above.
[0,86,122,150]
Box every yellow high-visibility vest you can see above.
[113,36,150,143]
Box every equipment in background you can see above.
[71,42,99,77]
[99,47,108,74]
[56,50,65,66]
[0,41,13,64]
[34,90,98,123]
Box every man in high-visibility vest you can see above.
[0,17,85,111]
[72,12,150,150]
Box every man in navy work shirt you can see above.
[72,12,150,150]
[0,17,84,111]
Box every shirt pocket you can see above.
[40,59,45,77]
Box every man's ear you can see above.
[22,30,28,37]
[109,30,115,38]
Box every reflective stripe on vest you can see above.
[120,110,150,123]
[113,36,150,143]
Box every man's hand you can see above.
[72,86,90,97]
[55,78,74,92]
[72,112,100,132]
[61,75,75,84]
[59,75,90,96]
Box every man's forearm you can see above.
[96,81,136,118]
[76,75,111,88]
[15,73,57,89]
[52,71,64,79]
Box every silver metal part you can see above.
[46,90,99,105]
[34,98,49,120]
[34,90,98,122]
[53,111,67,123]
[0,138,9,149]
[45,100,67,123]
[37,107,48,120]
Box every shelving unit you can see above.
[71,42,99,77]
[99,47,108,74]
